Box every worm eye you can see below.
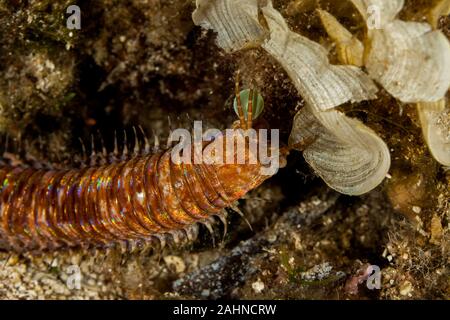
[233,89,264,121]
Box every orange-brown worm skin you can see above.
[0,131,273,252]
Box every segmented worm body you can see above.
[0,78,286,253]
[0,133,272,252]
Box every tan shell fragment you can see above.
[350,0,404,28]
[365,20,450,103]
[261,3,378,112]
[417,100,450,166]
[192,0,267,52]
[289,106,391,195]
[350,0,450,103]
[317,9,365,67]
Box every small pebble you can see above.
[399,281,413,296]
[252,279,265,294]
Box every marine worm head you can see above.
[233,89,265,121]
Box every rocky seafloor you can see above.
[0,0,448,300]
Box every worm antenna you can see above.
[234,71,247,129]
[247,88,254,129]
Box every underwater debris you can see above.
[344,263,373,295]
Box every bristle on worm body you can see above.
[0,85,286,253]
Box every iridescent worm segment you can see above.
[0,86,281,252]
